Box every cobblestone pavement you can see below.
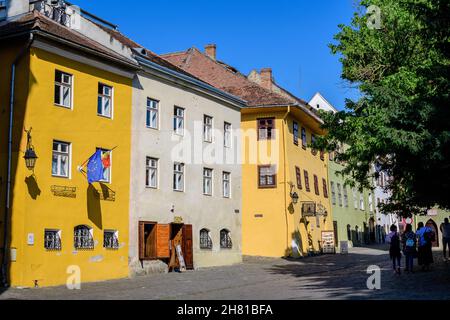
[1,246,449,300]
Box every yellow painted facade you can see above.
[242,107,333,258]
[0,43,133,287]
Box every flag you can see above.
[102,151,111,169]
[87,149,105,184]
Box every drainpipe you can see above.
[1,33,34,287]
[282,106,291,255]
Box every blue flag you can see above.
[87,149,104,184]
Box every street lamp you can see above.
[24,128,38,171]
[290,191,299,205]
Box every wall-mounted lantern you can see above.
[24,128,38,171]
[289,183,299,205]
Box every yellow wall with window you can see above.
[1,45,133,287]
[241,107,333,258]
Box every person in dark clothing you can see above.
[388,224,401,275]
[440,218,450,261]
[402,224,417,273]
[416,222,434,271]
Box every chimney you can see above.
[205,44,217,60]
[260,68,273,91]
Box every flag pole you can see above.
[78,146,119,173]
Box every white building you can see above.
[308,92,338,113]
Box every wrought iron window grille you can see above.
[200,230,213,249]
[74,226,94,250]
[44,230,62,251]
[220,230,232,249]
[103,231,119,250]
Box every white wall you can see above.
[6,0,29,19]
[309,93,338,113]
[129,73,243,269]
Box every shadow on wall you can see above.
[87,184,102,229]
[25,174,41,200]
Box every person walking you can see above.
[440,218,450,261]
[388,224,402,275]
[416,222,434,271]
[402,224,417,273]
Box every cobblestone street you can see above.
[1,246,449,300]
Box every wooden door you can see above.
[183,224,194,270]
[333,221,338,246]
[156,224,170,258]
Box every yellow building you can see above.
[241,106,333,257]
[0,12,138,287]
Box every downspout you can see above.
[1,33,34,287]
[282,106,291,256]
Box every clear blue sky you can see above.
[74,0,360,110]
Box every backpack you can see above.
[406,238,415,247]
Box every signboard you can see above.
[321,231,335,254]
[340,241,349,254]
[174,216,183,224]
[427,209,438,216]
[176,244,187,272]
[301,202,316,217]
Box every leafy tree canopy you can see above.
[315,0,450,217]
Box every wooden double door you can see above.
[139,222,193,270]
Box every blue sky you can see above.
[74,0,360,110]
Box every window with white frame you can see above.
[97,83,113,118]
[173,162,184,191]
[223,171,231,198]
[353,188,358,209]
[220,229,232,249]
[360,193,365,210]
[343,187,349,207]
[44,229,61,251]
[369,193,373,212]
[98,148,112,183]
[199,229,212,249]
[103,230,119,249]
[330,181,336,205]
[146,98,159,129]
[204,115,213,143]
[52,140,70,178]
[203,168,213,196]
[146,157,158,188]
[224,122,232,148]
[54,70,72,108]
[173,106,185,135]
[337,183,343,207]
[74,225,94,250]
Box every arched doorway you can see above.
[426,219,439,247]
[369,218,376,243]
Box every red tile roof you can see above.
[162,48,298,107]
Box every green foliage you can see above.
[316,0,450,217]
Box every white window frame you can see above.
[360,193,365,211]
[330,181,336,205]
[203,115,213,143]
[146,157,158,189]
[223,171,231,198]
[369,193,373,212]
[337,183,343,207]
[203,168,213,196]
[224,122,232,148]
[98,148,112,183]
[97,83,113,119]
[52,140,71,178]
[353,188,358,209]
[146,98,159,129]
[173,162,185,192]
[54,70,73,109]
[174,106,185,136]
[343,187,349,207]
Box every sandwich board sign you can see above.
[176,244,187,272]
[322,231,335,254]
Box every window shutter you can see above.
[182,225,194,270]
[156,224,170,258]
[296,167,302,189]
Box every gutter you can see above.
[282,106,291,255]
[134,55,246,109]
[1,33,34,288]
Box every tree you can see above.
[316,0,450,217]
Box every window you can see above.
[97,83,113,118]
[52,141,70,178]
[301,127,307,149]
[74,225,94,250]
[103,230,119,249]
[146,98,159,129]
[173,106,185,135]
[343,187,349,207]
[295,167,302,190]
[200,229,212,249]
[203,168,213,196]
[353,188,358,209]
[44,229,61,251]
[369,193,373,212]
[360,193,365,210]
[311,134,318,156]
[258,165,276,188]
[322,178,328,198]
[98,149,112,183]
[203,115,213,142]
[320,151,325,161]
[54,70,72,108]
[258,118,275,140]
[331,181,336,205]
[304,170,310,192]
[220,229,232,249]
[329,151,335,161]
[146,157,158,188]
[293,122,299,145]
[224,122,232,148]
[173,162,185,191]
[313,175,320,196]
[223,172,231,198]
[337,183,343,207]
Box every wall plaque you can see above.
[51,185,76,198]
